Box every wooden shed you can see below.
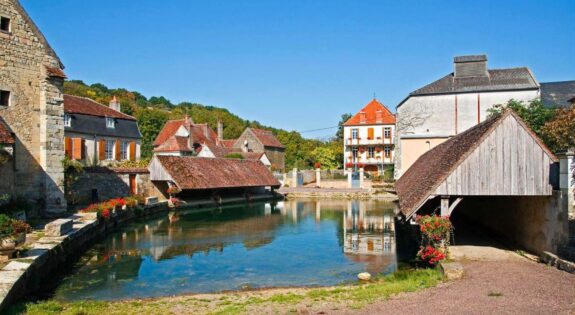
[397,109,557,220]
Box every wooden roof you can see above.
[149,156,280,190]
[396,110,557,219]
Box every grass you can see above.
[9,268,443,315]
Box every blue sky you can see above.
[22,0,575,138]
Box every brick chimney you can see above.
[454,55,488,78]
[109,96,121,112]
[217,121,224,140]
[185,115,193,151]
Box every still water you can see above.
[53,199,400,301]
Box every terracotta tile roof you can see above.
[0,117,15,144]
[152,156,280,190]
[154,136,193,152]
[153,119,219,150]
[220,139,237,148]
[45,66,66,78]
[190,124,218,145]
[249,128,284,148]
[153,120,185,146]
[241,152,265,160]
[203,143,264,161]
[396,110,557,219]
[344,99,396,126]
[64,94,136,120]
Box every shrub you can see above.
[224,153,244,159]
[415,215,452,267]
[0,214,31,239]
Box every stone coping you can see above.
[540,251,575,274]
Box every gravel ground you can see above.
[337,259,575,315]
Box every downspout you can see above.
[455,94,458,134]
[477,94,481,124]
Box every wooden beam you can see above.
[449,197,463,215]
[440,197,449,217]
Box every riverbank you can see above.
[278,187,398,200]
[7,268,443,315]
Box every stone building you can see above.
[233,128,285,172]
[63,95,141,165]
[152,116,220,156]
[0,0,67,214]
[394,54,540,178]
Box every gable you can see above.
[344,99,395,126]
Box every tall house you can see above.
[63,95,142,165]
[395,54,540,178]
[0,0,67,214]
[343,99,396,174]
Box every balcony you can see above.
[346,138,393,146]
[345,157,393,166]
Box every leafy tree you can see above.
[135,108,170,158]
[336,113,352,140]
[309,146,339,170]
[488,99,556,138]
[541,104,575,152]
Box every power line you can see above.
[298,126,339,133]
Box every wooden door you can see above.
[129,174,137,195]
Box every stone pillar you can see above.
[292,168,298,188]
[359,168,364,189]
[558,149,574,218]
[347,168,353,188]
[315,168,321,188]
[282,173,287,187]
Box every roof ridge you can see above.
[64,94,137,120]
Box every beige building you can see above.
[395,55,540,178]
[0,0,67,214]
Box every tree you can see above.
[135,108,170,158]
[541,104,575,152]
[309,146,339,170]
[336,113,352,140]
[488,99,556,138]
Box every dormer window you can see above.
[106,117,115,129]
[0,17,10,33]
[0,90,9,107]
[64,114,71,127]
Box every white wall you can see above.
[65,132,141,165]
[343,124,395,167]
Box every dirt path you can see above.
[336,259,575,315]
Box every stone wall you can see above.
[264,146,285,172]
[234,129,285,171]
[456,191,569,255]
[69,168,152,207]
[0,0,66,214]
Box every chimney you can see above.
[453,55,488,78]
[375,110,383,123]
[109,96,121,112]
[185,115,193,151]
[217,121,224,140]
[203,124,209,139]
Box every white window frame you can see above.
[351,129,359,140]
[384,127,391,139]
[352,147,358,160]
[106,117,115,129]
[121,141,129,160]
[368,146,375,158]
[64,114,71,127]
[105,140,114,160]
[384,146,391,158]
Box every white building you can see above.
[343,99,396,174]
[395,55,540,178]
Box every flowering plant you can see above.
[416,215,452,243]
[345,162,354,169]
[417,246,445,267]
[314,162,321,169]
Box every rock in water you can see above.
[358,272,371,281]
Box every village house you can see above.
[196,143,272,168]
[63,95,141,165]
[231,127,285,172]
[342,99,396,175]
[0,0,67,214]
[394,55,541,178]
[152,116,219,156]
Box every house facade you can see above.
[0,0,67,214]
[64,95,141,165]
[232,128,285,172]
[343,99,396,174]
[395,55,540,178]
[152,117,219,156]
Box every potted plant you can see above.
[0,214,31,251]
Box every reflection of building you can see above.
[343,201,396,256]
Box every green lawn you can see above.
[9,268,443,315]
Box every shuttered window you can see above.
[129,142,136,161]
[72,138,84,160]
[98,140,106,161]
[64,137,72,159]
[113,140,120,161]
[367,128,374,140]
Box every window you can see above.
[64,114,71,127]
[121,141,129,160]
[105,140,114,160]
[384,127,391,139]
[0,90,9,107]
[0,17,10,32]
[106,117,115,129]
[351,129,359,140]
[352,148,358,160]
[384,146,391,158]
[368,146,375,158]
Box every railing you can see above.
[346,138,393,146]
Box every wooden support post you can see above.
[440,196,450,217]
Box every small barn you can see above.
[148,156,281,199]
[396,110,569,254]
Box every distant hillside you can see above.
[63,80,339,169]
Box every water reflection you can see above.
[53,199,399,301]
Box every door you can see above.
[129,174,137,195]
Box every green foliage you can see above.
[64,80,345,170]
[309,146,339,170]
[488,99,556,139]
[336,113,352,140]
[541,104,575,152]
[224,153,244,159]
